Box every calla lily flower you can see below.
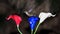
[28,16,39,30]
[7,15,22,26]
[34,12,56,34]
[39,12,56,23]
[6,15,22,34]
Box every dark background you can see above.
[0,0,60,34]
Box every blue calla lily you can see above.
[28,16,39,30]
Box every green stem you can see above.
[17,25,22,34]
[31,29,33,34]
[34,21,41,34]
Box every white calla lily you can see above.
[39,12,56,23]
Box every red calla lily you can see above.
[7,15,22,25]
